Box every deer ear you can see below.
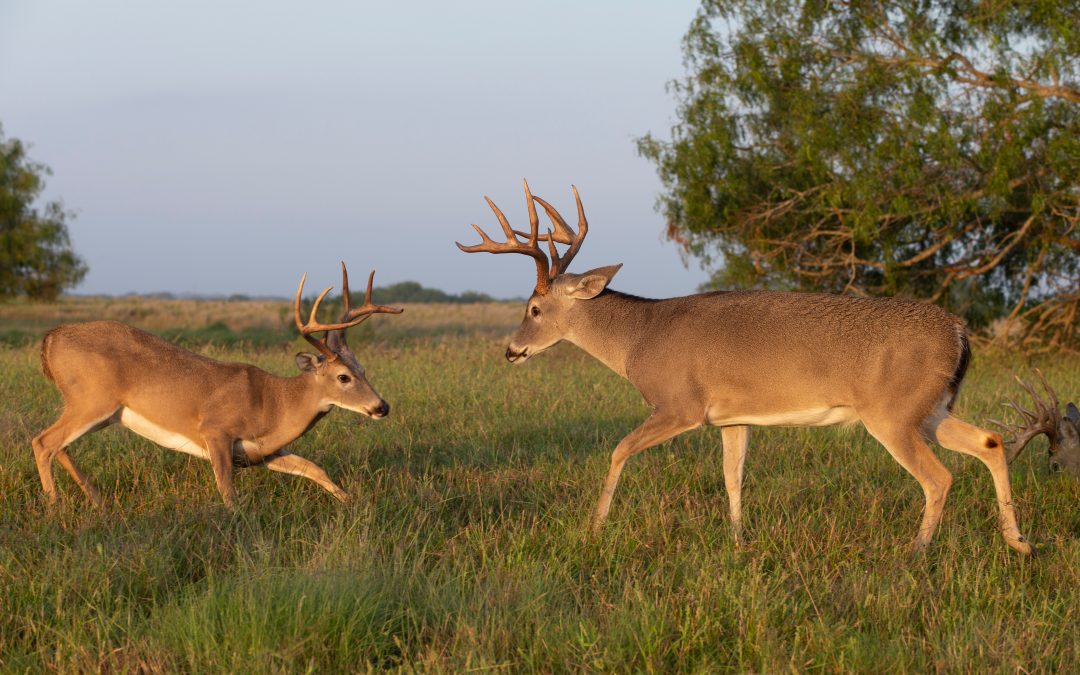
[565,264,622,300]
[1067,402,1079,425]
[295,352,324,372]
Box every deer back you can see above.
[43,322,297,435]
[560,288,967,424]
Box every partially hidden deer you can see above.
[32,263,402,508]
[457,180,1033,554]
[992,369,1080,477]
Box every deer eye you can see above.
[337,374,351,384]
[530,306,540,318]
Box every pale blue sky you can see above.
[0,1,710,298]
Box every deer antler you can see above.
[529,185,588,277]
[338,262,404,323]
[989,368,1062,463]
[457,180,591,294]
[294,270,399,361]
[456,180,551,294]
[327,263,404,354]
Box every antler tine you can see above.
[1014,374,1048,412]
[306,286,336,328]
[294,273,337,360]
[295,272,389,361]
[487,196,521,242]
[523,179,540,246]
[529,193,574,240]
[1003,397,1038,424]
[530,196,575,243]
[564,184,589,271]
[341,269,404,324]
[991,408,1044,463]
[1014,370,1062,429]
[529,185,589,275]
[1033,367,1060,408]
[340,261,352,317]
[455,182,552,294]
[987,416,1016,435]
[520,179,566,279]
[994,370,1064,464]
[545,231,562,278]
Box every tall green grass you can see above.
[1,299,1077,671]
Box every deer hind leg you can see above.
[593,410,700,532]
[264,451,350,503]
[929,415,1032,555]
[862,417,953,550]
[31,405,116,505]
[721,425,749,546]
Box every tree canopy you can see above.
[639,0,1079,350]
[0,126,87,300]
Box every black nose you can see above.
[505,347,515,361]
[375,401,390,417]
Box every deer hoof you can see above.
[906,537,934,557]
[1006,535,1036,556]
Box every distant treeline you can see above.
[120,281,503,304]
[359,281,497,304]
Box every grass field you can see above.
[1,297,1078,672]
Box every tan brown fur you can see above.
[515,281,1030,555]
[32,266,400,508]
[459,182,1032,555]
[39,328,57,383]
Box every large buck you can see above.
[994,369,1080,477]
[458,181,1033,554]
[32,264,401,508]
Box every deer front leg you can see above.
[263,450,350,503]
[592,410,701,531]
[201,431,237,508]
[931,415,1033,555]
[721,425,749,546]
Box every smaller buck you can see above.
[32,264,402,508]
[458,181,1033,554]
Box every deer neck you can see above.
[563,289,653,379]
[254,373,333,448]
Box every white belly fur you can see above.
[118,408,210,460]
[708,406,860,428]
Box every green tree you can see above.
[0,126,87,300]
[639,0,1079,350]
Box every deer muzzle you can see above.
[368,400,390,418]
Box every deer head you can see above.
[293,264,403,417]
[456,180,620,363]
[992,369,1080,477]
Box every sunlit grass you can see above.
[1,299,1077,671]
